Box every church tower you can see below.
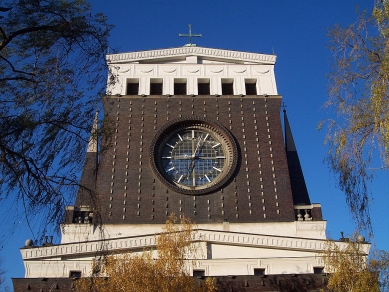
[13,44,370,292]
[82,46,323,225]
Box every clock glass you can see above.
[150,118,237,195]
[161,129,226,188]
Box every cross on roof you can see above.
[179,24,202,46]
[281,102,287,112]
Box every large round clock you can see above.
[150,117,238,195]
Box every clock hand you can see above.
[186,159,195,181]
[197,134,210,156]
[193,137,202,158]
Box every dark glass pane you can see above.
[254,268,265,276]
[222,83,233,95]
[193,270,205,277]
[198,83,210,95]
[70,271,81,278]
[314,267,324,274]
[174,83,186,95]
[127,83,139,95]
[150,83,162,95]
[245,83,257,95]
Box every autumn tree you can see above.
[0,0,112,238]
[321,238,389,292]
[75,215,217,292]
[322,1,389,231]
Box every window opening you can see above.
[198,78,210,95]
[245,79,257,95]
[174,78,187,95]
[254,268,265,276]
[127,78,139,95]
[69,271,82,278]
[193,270,205,277]
[150,78,163,95]
[313,267,324,274]
[222,79,233,95]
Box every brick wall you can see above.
[90,95,296,224]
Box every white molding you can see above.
[106,47,276,65]
[21,229,369,261]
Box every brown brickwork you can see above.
[312,206,323,221]
[93,95,297,224]
[13,274,328,292]
[205,274,328,291]
[12,277,75,292]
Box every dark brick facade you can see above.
[206,274,328,291]
[13,95,324,292]
[12,277,75,292]
[13,274,329,292]
[90,94,299,224]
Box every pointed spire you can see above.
[87,111,99,153]
[283,109,311,205]
[284,109,296,152]
[70,112,99,214]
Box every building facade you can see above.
[13,46,369,291]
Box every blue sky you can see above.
[2,0,389,289]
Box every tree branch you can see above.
[0,23,69,51]
[0,54,35,76]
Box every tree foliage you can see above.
[323,1,389,231]
[75,215,217,292]
[321,238,389,292]
[0,0,112,238]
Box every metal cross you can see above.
[179,24,202,46]
[281,102,287,112]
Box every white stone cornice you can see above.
[106,47,276,65]
[20,229,370,261]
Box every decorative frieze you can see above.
[106,47,276,64]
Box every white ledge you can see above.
[106,47,276,64]
[20,229,369,261]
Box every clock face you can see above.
[150,118,238,195]
[161,129,226,187]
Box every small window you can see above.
[222,79,233,95]
[245,79,257,95]
[198,78,210,95]
[127,79,139,95]
[150,78,163,95]
[70,271,82,278]
[254,268,265,276]
[313,267,324,274]
[193,270,205,277]
[174,78,187,95]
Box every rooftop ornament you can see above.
[179,24,202,47]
